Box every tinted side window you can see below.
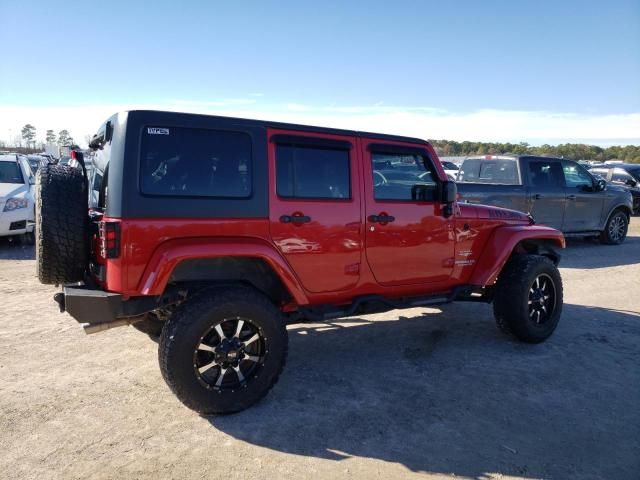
[372,152,436,201]
[458,159,520,185]
[140,127,252,198]
[527,161,564,187]
[562,161,593,189]
[276,144,350,199]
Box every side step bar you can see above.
[295,286,488,322]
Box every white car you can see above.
[0,154,35,243]
[441,161,460,181]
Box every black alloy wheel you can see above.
[194,317,266,391]
[527,273,557,326]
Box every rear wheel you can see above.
[493,255,563,343]
[599,210,628,245]
[159,287,288,414]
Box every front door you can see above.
[561,161,604,231]
[268,129,362,293]
[362,140,454,286]
[524,159,566,230]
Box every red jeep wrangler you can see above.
[36,110,565,414]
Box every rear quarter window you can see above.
[140,127,252,198]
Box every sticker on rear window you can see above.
[147,127,170,135]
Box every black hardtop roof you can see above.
[124,110,430,146]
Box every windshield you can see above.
[0,161,25,184]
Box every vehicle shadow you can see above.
[561,233,640,269]
[208,303,640,480]
[0,239,35,260]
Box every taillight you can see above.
[99,221,120,258]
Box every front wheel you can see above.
[493,255,563,343]
[158,287,288,414]
[599,210,628,245]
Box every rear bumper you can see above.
[56,285,158,327]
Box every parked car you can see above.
[36,110,566,414]
[456,155,633,244]
[441,160,460,181]
[36,152,56,164]
[0,154,35,243]
[26,155,50,173]
[588,165,640,214]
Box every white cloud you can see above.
[1,101,638,148]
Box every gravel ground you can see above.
[0,224,639,480]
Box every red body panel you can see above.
[97,133,565,310]
[469,225,565,286]
[267,128,363,293]
[361,138,455,285]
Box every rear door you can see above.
[362,140,454,286]
[524,159,566,230]
[561,160,604,231]
[268,129,362,293]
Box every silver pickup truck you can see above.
[456,155,633,244]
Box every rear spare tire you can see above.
[36,164,88,284]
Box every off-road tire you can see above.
[159,287,288,414]
[36,164,88,284]
[599,209,629,245]
[493,255,563,343]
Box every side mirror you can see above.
[441,181,457,218]
[595,179,606,192]
[626,178,637,187]
[442,180,457,204]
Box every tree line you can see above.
[431,140,640,164]
[5,124,75,150]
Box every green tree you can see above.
[21,124,36,148]
[58,129,73,146]
[45,129,56,144]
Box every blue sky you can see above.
[1,0,639,146]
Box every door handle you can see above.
[533,194,542,200]
[280,214,311,224]
[368,214,395,223]
[566,195,576,201]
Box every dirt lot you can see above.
[1,225,639,480]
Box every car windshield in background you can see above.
[457,159,520,185]
[0,161,25,184]
[442,161,459,170]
